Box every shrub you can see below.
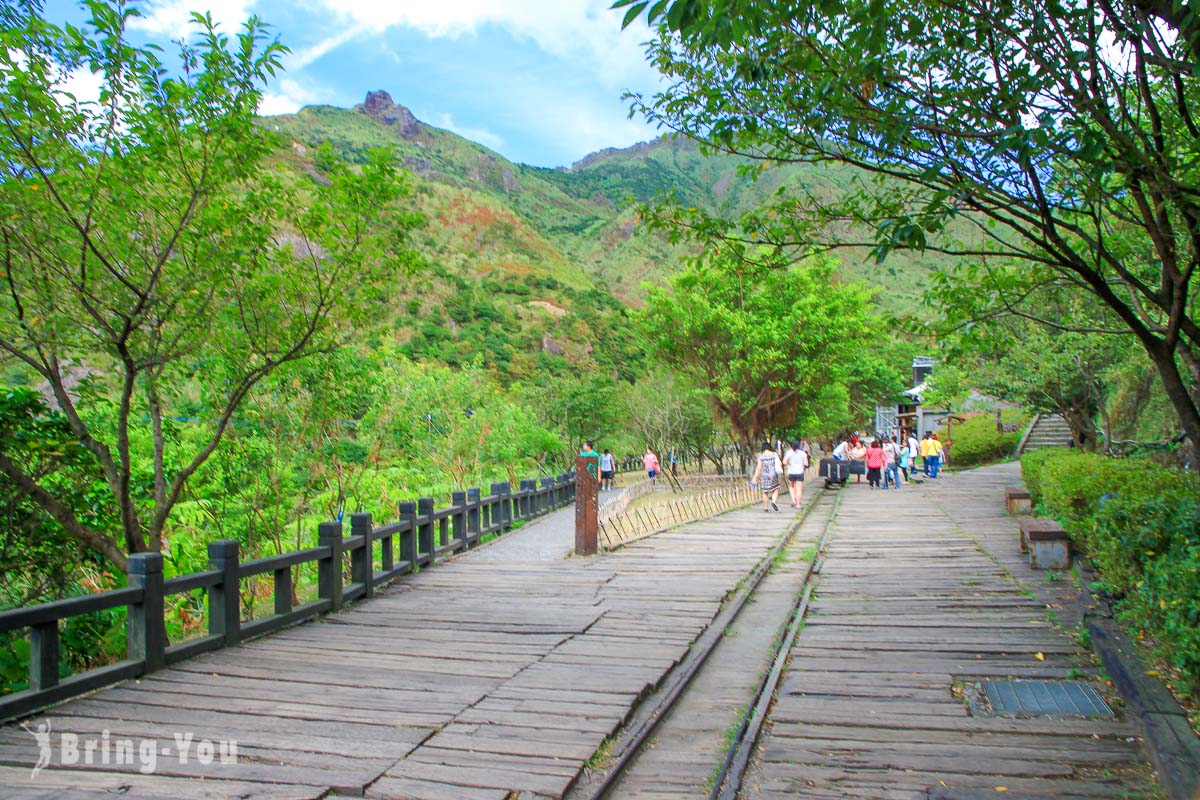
[942,410,1028,468]
[1021,448,1200,696]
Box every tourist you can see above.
[783,439,809,507]
[865,438,885,489]
[850,438,868,484]
[751,442,784,512]
[643,447,660,486]
[668,449,678,477]
[929,433,944,478]
[898,436,913,484]
[599,448,615,491]
[831,438,849,461]
[907,430,920,479]
[919,432,935,476]
[883,435,901,489]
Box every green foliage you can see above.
[0,2,420,564]
[939,410,1027,468]
[642,252,875,445]
[616,0,1200,451]
[1021,449,1200,695]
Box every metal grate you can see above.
[982,679,1113,718]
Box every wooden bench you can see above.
[1019,517,1070,569]
[1004,486,1032,515]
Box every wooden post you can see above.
[575,455,599,555]
[350,512,374,599]
[417,497,435,563]
[318,521,344,612]
[127,552,166,672]
[540,477,554,512]
[466,488,481,542]
[490,483,507,533]
[29,621,59,691]
[208,540,241,647]
[398,501,417,567]
[452,491,468,547]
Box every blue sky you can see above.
[43,0,667,168]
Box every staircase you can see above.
[1017,413,1076,454]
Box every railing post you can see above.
[351,512,374,599]
[451,491,468,547]
[398,501,417,567]
[519,480,532,519]
[541,477,554,512]
[501,482,513,527]
[467,488,481,542]
[127,552,166,673]
[318,521,344,612]
[379,517,394,575]
[418,497,435,563]
[274,562,292,616]
[489,483,507,533]
[29,621,59,691]
[207,540,241,647]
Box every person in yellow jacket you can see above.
[919,432,935,476]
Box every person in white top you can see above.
[599,449,615,491]
[832,439,849,460]
[783,439,809,508]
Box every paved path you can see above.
[745,462,1161,799]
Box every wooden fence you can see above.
[0,474,576,722]
[599,479,758,549]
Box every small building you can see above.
[874,357,951,440]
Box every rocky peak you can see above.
[356,90,421,140]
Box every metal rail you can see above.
[583,486,840,800]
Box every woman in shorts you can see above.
[783,439,808,507]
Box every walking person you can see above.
[783,439,809,507]
[751,442,784,512]
[929,433,944,478]
[883,435,901,489]
[919,432,935,476]
[643,447,660,487]
[907,430,920,479]
[898,436,913,485]
[865,438,885,489]
[599,448,615,491]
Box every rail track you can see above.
[569,485,845,800]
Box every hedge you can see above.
[1021,448,1200,695]
[941,410,1028,468]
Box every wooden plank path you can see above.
[0,504,788,799]
[746,462,1162,799]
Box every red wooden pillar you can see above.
[575,455,599,556]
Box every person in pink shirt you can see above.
[643,448,660,486]
[865,439,885,489]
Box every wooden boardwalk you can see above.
[0,505,792,799]
[746,463,1162,799]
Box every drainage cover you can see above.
[982,679,1113,717]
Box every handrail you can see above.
[0,471,577,722]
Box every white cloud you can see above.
[128,0,257,38]
[258,77,332,116]
[59,65,104,105]
[312,0,658,89]
[427,112,505,151]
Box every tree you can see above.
[642,252,873,449]
[616,0,1200,458]
[0,3,418,568]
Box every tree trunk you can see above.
[1149,343,1200,468]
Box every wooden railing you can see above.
[0,474,575,722]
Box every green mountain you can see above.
[263,91,936,381]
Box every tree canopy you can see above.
[0,2,420,568]
[642,252,874,447]
[616,0,1200,458]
